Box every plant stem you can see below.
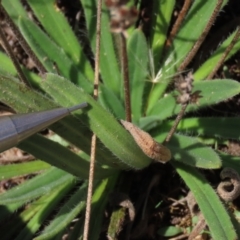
[121,33,132,122]
[83,0,102,239]
[164,103,188,143]
[178,0,223,71]
[207,27,240,79]
[0,19,31,87]
[166,0,192,47]
[0,3,46,75]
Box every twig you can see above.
[207,27,240,79]
[164,103,188,143]
[166,0,192,47]
[164,72,197,143]
[178,0,223,72]
[188,214,206,240]
[83,1,102,239]
[169,233,189,240]
[0,3,46,75]
[0,12,31,87]
[121,33,132,122]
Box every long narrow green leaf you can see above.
[81,0,122,97]
[2,0,28,22]
[0,75,127,170]
[170,117,240,140]
[41,73,152,169]
[128,29,149,122]
[2,0,94,87]
[0,52,43,89]
[35,182,89,240]
[162,0,228,71]
[0,75,110,177]
[147,0,229,112]
[0,75,55,113]
[99,84,125,119]
[19,17,93,92]
[15,180,75,240]
[67,175,118,240]
[19,134,115,179]
[0,160,51,180]
[194,28,240,81]
[26,0,93,81]
[0,167,74,204]
[148,79,240,117]
[220,153,240,172]
[172,161,237,240]
[19,18,57,74]
[0,52,17,76]
[87,175,119,240]
[153,133,221,169]
[150,0,175,67]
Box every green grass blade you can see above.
[147,0,228,112]
[18,17,57,74]
[41,73,152,169]
[26,0,93,81]
[170,134,221,169]
[150,0,175,68]
[0,160,51,180]
[35,182,89,240]
[0,74,94,160]
[2,0,94,84]
[2,0,28,22]
[81,0,122,97]
[68,175,118,240]
[15,180,75,240]
[88,175,119,240]
[172,161,237,240]
[18,17,93,92]
[162,0,226,71]
[128,29,149,122]
[221,153,240,172]
[153,133,221,169]
[0,52,17,76]
[0,167,74,204]
[148,79,240,118]
[0,75,55,113]
[99,84,125,119]
[171,117,240,140]
[194,28,240,81]
[18,134,115,179]
[0,75,127,170]
[50,118,127,170]
[0,52,43,88]
[138,115,161,131]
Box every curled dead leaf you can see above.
[120,120,171,163]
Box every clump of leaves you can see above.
[0,0,240,239]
